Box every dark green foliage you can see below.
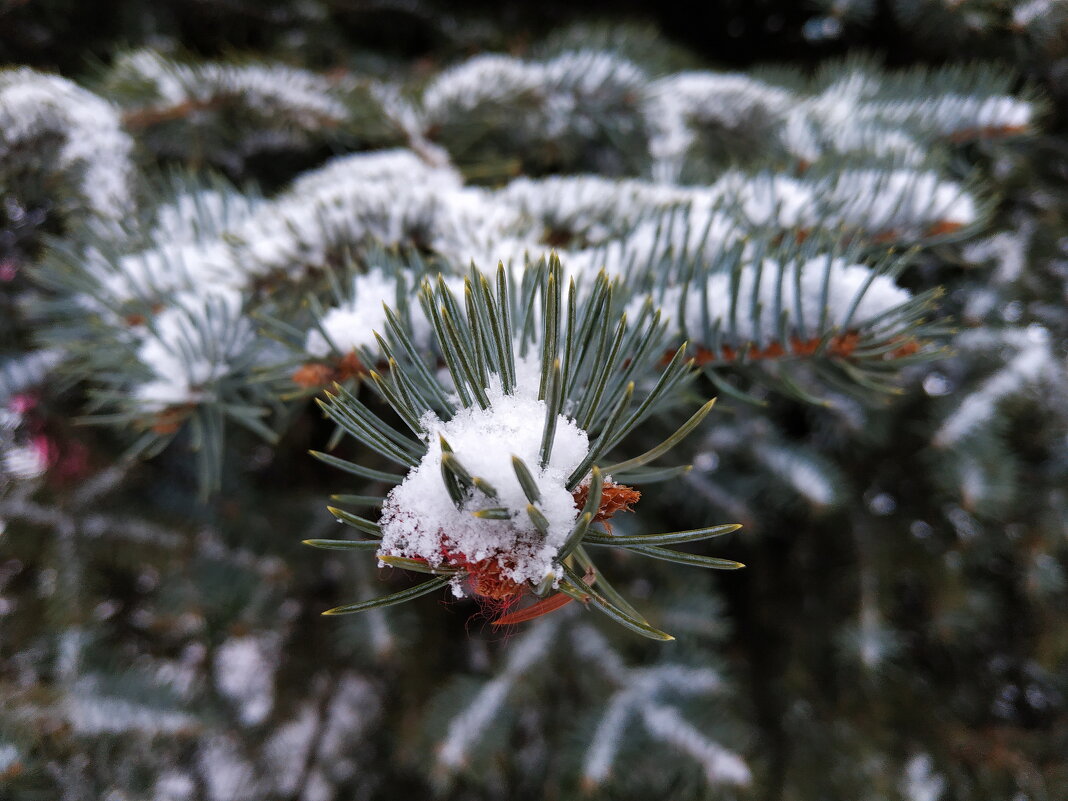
[1,5,1066,801]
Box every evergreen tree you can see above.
[1,4,1065,800]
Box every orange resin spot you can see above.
[292,363,335,388]
[335,351,365,381]
[890,338,921,358]
[430,481,641,626]
[572,480,641,532]
[439,548,524,602]
[291,351,366,389]
[462,559,524,601]
[149,405,192,435]
[689,330,877,367]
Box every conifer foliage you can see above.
[1,4,1066,800]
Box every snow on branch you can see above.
[79,183,263,304]
[934,325,1064,447]
[0,68,134,226]
[0,349,63,404]
[310,258,740,637]
[233,149,475,279]
[645,72,795,179]
[808,59,1036,145]
[378,357,590,595]
[710,171,821,230]
[1,398,48,484]
[817,168,980,240]
[668,252,920,366]
[422,50,646,130]
[498,174,685,247]
[638,705,752,786]
[874,93,1034,142]
[130,289,258,417]
[435,617,560,773]
[74,150,478,301]
[60,677,198,736]
[677,167,980,242]
[419,50,648,171]
[421,54,545,120]
[46,140,983,324]
[22,46,1013,505]
[105,49,380,170]
[55,282,277,494]
[214,632,281,727]
[573,624,749,790]
[751,442,841,509]
[304,268,428,360]
[113,49,349,131]
[639,57,1034,175]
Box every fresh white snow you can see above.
[377,356,589,595]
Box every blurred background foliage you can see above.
[1,2,1067,800]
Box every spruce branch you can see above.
[0,67,135,228]
[308,257,738,638]
[622,235,949,403]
